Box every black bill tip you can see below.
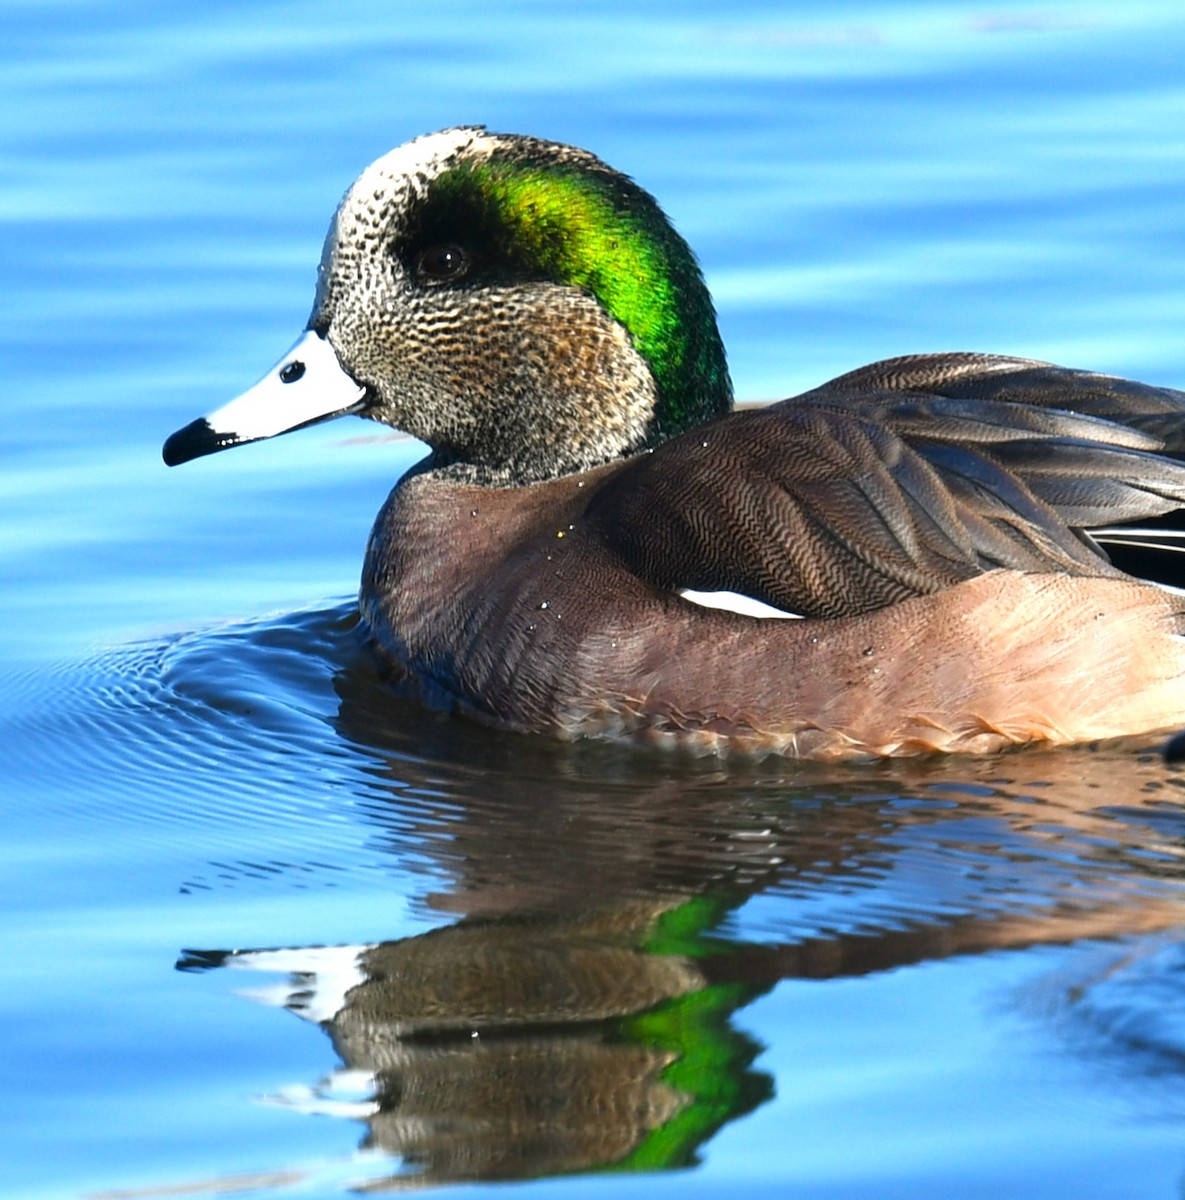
[162,418,244,467]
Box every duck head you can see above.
[163,127,732,481]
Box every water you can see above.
[5,2,1185,1196]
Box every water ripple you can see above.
[0,600,384,877]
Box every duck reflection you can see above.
[179,647,1185,1189]
[184,895,770,1184]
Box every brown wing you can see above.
[589,373,1185,619]
[804,352,1185,581]
[804,351,1185,445]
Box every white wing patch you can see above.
[678,589,803,619]
[1094,526,1185,598]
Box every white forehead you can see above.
[314,128,499,313]
[345,127,495,208]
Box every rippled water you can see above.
[6,2,1185,1198]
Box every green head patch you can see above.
[412,154,733,442]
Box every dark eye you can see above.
[414,243,470,282]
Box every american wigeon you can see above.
[163,127,1185,759]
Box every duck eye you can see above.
[415,243,470,282]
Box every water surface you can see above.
[5,3,1185,1197]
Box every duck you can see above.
[163,126,1185,760]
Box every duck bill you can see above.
[162,330,367,466]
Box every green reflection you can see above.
[320,895,771,1184]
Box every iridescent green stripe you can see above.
[436,159,731,438]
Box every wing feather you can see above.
[591,355,1185,618]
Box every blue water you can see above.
[6,2,1185,1197]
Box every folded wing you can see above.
[590,354,1185,618]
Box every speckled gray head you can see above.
[163,126,731,481]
